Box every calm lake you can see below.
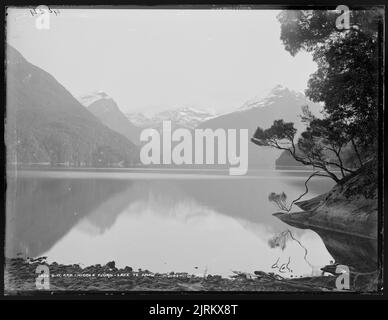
[6,169,336,278]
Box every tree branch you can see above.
[288,171,330,212]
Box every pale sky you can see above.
[7,8,317,115]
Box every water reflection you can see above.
[6,177,133,257]
[7,170,342,277]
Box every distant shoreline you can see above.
[6,167,336,180]
[8,165,330,173]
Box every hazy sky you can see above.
[7,8,317,114]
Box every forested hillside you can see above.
[6,45,139,167]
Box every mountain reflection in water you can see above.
[6,169,375,277]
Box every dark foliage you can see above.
[252,9,381,183]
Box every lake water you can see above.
[6,169,337,278]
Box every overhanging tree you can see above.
[251,117,347,184]
[277,9,381,156]
[252,8,382,211]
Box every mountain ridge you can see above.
[79,92,141,144]
[198,85,322,168]
[126,106,217,130]
[6,44,139,167]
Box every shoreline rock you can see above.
[273,160,379,277]
[274,159,378,239]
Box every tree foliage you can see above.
[252,116,346,182]
[278,9,381,154]
[252,8,382,184]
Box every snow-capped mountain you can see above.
[6,45,139,168]
[199,85,322,168]
[239,85,307,110]
[126,107,217,130]
[202,84,321,132]
[78,92,141,144]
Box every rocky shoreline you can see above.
[274,160,378,239]
[4,258,379,293]
[271,160,380,292]
[4,162,380,294]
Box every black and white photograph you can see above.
[2,4,385,298]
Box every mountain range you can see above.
[198,85,322,168]
[79,85,322,169]
[126,107,217,130]
[6,45,139,167]
[6,43,322,170]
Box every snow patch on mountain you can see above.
[79,91,111,107]
[239,85,307,111]
[127,107,217,129]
